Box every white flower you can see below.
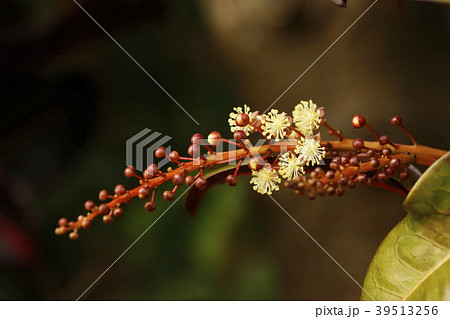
[292,100,322,135]
[278,152,305,180]
[261,109,291,141]
[250,166,281,195]
[295,136,325,166]
[228,104,254,136]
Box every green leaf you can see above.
[361,151,450,300]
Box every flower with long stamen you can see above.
[250,166,281,195]
[228,104,254,136]
[278,152,305,180]
[295,136,325,166]
[293,100,322,135]
[261,109,291,141]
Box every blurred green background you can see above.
[0,0,449,300]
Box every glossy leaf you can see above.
[361,151,450,300]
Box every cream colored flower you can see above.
[295,136,325,166]
[278,152,305,180]
[228,104,254,136]
[292,100,322,135]
[261,109,291,141]
[250,166,281,195]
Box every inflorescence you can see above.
[55,101,446,239]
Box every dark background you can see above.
[0,0,448,300]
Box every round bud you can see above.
[185,175,195,186]
[98,204,109,214]
[235,113,250,127]
[195,178,207,191]
[356,174,368,184]
[307,193,316,200]
[69,232,79,240]
[379,134,390,145]
[314,167,324,176]
[207,131,222,146]
[248,157,264,171]
[284,180,294,188]
[377,172,388,182]
[163,191,175,201]
[366,150,375,158]
[331,150,339,157]
[370,157,380,168]
[325,170,335,180]
[144,164,159,179]
[351,115,366,128]
[114,184,126,196]
[386,167,395,175]
[155,147,166,158]
[138,187,150,199]
[340,156,349,165]
[81,219,91,229]
[124,166,135,178]
[84,200,96,211]
[349,156,359,167]
[391,115,402,126]
[336,187,345,196]
[144,201,156,212]
[55,227,65,236]
[188,144,200,157]
[99,190,109,201]
[191,133,203,145]
[382,148,392,157]
[172,174,184,186]
[103,215,114,224]
[317,189,326,197]
[326,186,336,196]
[338,176,348,186]
[233,130,247,141]
[348,180,356,189]
[113,208,124,218]
[169,151,180,162]
[390,158,400,168]
[352,138,364,150]
[330,162,339,171]
[58,218,68,227]
[225,175,237,186]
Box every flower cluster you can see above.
[55,99,443,239]
[244,101,326,195]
